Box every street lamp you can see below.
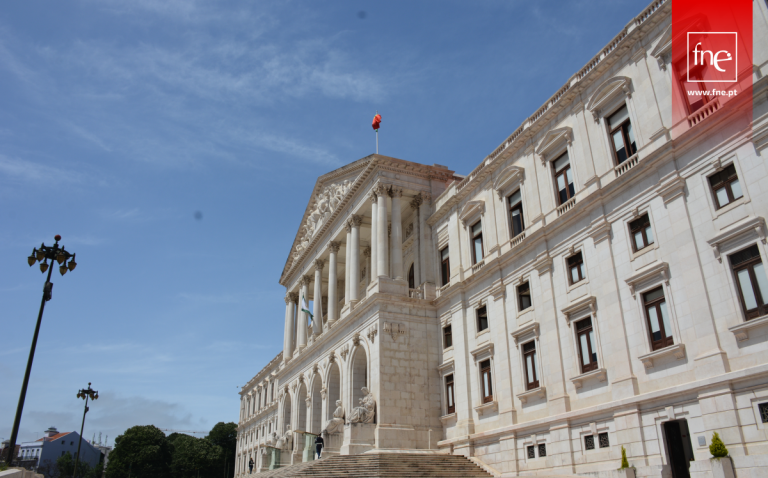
[5,235,78,467]
[73,383,98,478]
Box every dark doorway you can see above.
[663,419,694,478]
[408,263,415,289]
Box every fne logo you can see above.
[687,32,738,83]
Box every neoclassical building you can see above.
[236,1,768,476]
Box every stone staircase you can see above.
[255,453,494,477]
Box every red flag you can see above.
[372,113,381,131]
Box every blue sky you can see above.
[0,0,650,444]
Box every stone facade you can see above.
[236,0,768,476]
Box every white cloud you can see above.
[0,154,84,184]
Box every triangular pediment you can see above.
[650,24,672,59]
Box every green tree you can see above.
[54,452,96,478]
[620,446,629,469]
[104,425,173,478]
[205,422,237,473]
[171,434,223,478]
[709,431,729,458]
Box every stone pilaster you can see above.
[349,215,363,303]
[327,241,340,325]
[344,222,352,305]
[313,259,325,336]
[283,292,297,362]
[369,192,378,281]
[375,183,390,278]
[390,187,404,280]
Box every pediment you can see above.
[459,200,485,228]
[535,127,572,161]
[493,165,524,199]
[586,76,632,120]
[650,24,672,59]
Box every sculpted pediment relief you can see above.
[292,179,354,266]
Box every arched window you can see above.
[408,263,415,289]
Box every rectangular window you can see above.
[538,444,547,457]
[676,58,712,114]
[759,402,768,423]
[471,221,484,264]
[567,252,586,285]
[598,432,609,448]
[476,306,488,332]
[643,287,674,350]
[553,152,575,205]
[607,105,637,164]
[629,214,655,252]
[730,245,768,320]
[527,445,535,459]
[585,435,595,450]
[445,374,455,414]
[443,324,453,349]
[575,317,598,373]
[522,341,540,390]
[480,359,493,403]
[440,247,450,286]
[517,281,532,311]
[708,164,743,209]
[508,189,525,238]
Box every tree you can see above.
[205,422,237,473]
[171,434,223,478]
[50,452,98,478]
[104,425,173,478]
[710,431,729,458]
[620,446,629,469]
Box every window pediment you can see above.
[561,295,597,324]
[650,24,672,70]
[625,261,669,297]
[493,165,525,199]
[706,216,767,262]
[536,127,573,163]
[459,200,485,228]
[511,321,539,345]
[587,76,632,122]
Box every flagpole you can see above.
[376,130,379,154]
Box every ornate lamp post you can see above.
[5,235,77,466]
[73,383,98,478]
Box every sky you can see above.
[0,0,651,444]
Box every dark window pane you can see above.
[527,446,535,459]
[585,435,595,450]
[443,324,452,348]
[759,403,768,423]
[518,282,531,311]
[598,432,610,448]
[477,306,488,331]
[538,444,547,457]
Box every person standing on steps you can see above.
[248,457,254,473]
[315,433,325,459]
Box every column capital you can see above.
[373,183,390,198]
[368,191,378,204]
[345,220,352,233]
[328,241,341,253]
[300,275,312,286]
[313,259,325,270]
[421,192,432,205]
[389,187,403,198]
[410,195,423,209]
[349,214,363,227]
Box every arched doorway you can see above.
[408,263,415,289]
[311,375,323,434]
[351,347,368,409]
[327,362,341,419]
[297,382,308,432]
[282,394,292,434]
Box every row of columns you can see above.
[283,184,434,363]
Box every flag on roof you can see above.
[372,113,381,131]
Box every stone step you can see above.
[254,453,493,477]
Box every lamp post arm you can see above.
[6,260,55,466]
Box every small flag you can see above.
[301,294,313,323]
[372,113,381,131]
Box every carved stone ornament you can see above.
[352,332,361,347]
[340,344,349,360]
[300,275,312,287]
[369,191,378,204]
[329,241,341,253]
[320,387,327,399]
[292,180,353,266]
[314,259,325,270]
[363,246,371,258]
[328,351,336,363]
[383,322,406,341]
[349,214,363,227]
[410,195,423,210]
[367,326,378,343]
[348,387,376,424]
[389,187,403,198]
[374,183,390,198]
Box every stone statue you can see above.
[348,387,376,424]
[322,400,345,434]
[276,429,293,450]
[266,431,278,447]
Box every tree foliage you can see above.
[205,422,237,471]
[620,446,629,469]
[170,434,223,478]
[104,425,173,478]
[710,431,729,458]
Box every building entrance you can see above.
[663,419,694,478]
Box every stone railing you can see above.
[436,282,450,298]
[510,231,526,249]
[472,260,486,273]
[688,97,720,127]
[409,288,424,299]
[557,197,577,216]
[614,153,640,177]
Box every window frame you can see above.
[476,305,489,333]
[708,164,744,210]
[552,152,575,206]
[443,323,453,349]
[440,246,450,286]
[522,340,540,391]
[629,214,655,253]
[575,317,599,374]
[480,359,493,403]
[517,281,532,312]
[643,286,675,351]
[567,251,586,285]
[730,245,768,320]
[606,105,637,165]
[471,220,484,265]
[408,263,415,289]
[508,189,525,238]
[445,374,456,414]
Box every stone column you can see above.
[327,242,340,325]
[369,193,378,280]
[313,260,325,336]
[344,223,352,305]
[410,195,423,287]
[419,194,434,284]
[390,187,404,280]
[297,275,311,351]
[283,293,296,362]
[375,184,389,278]
[349,215,362,302]
[363,246,371,287]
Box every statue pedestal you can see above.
[323,432,343,457]
[340,423,375,455]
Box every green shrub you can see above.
[709,432,729,458]
[620,445,629,468]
